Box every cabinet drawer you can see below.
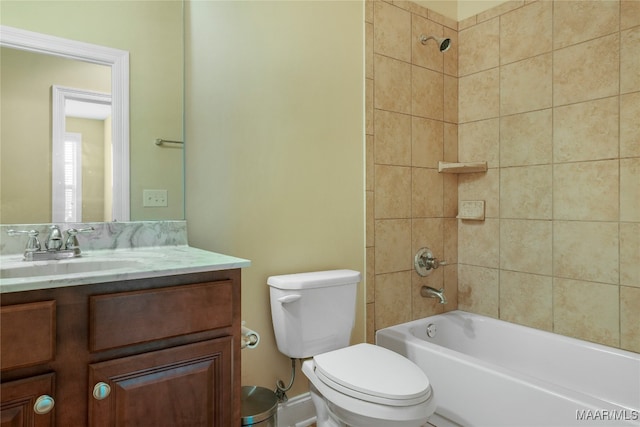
[89,281,233,352]
[0,301,56,371]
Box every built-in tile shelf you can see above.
[457,200,485,221]
[438,161,487,174]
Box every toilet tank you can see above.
[268,270,361,359]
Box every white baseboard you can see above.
[277,392,317,427]
[428,413,461,427]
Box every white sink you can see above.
[0,259,142,279]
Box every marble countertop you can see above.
[0,245,251,293]
[0,221,250,294]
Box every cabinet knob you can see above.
[93,382,111,400]
[33,394,55,415]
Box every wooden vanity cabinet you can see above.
[0,269,241,427]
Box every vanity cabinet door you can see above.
[88,337,232,427]
[0,373,55,427]
[0,301,56,371]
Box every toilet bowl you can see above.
[268,270,435,427]
[302,344,435,427]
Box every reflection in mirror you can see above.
[52,86,112,223]
[0,0,184,225]
[0,27,129,223]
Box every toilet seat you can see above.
[313,343,432,407]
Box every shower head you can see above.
[419,34,451,52]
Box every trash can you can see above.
[241,386,278,426]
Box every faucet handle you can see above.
[7,229,42,253]
[414,247,447,276]
[429,258,447,269]
[64,226,95,255]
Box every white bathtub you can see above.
[376,310,640,427]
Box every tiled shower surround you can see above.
[365,0,639,353]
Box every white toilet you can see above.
[268,270,436,427]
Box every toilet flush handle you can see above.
[278,294,301,304]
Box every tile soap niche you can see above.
[457,200,485,221]
[438,161,487,174]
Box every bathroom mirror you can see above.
[0,0,184,224]
[1,27,129,223]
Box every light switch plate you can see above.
[457,200,485,220]
[143,189,168,207]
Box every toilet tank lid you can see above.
[267,269,361,290]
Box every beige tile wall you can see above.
[457,0,640,352]
[365,0,459,343]
[366,0,639,353]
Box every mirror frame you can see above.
[0,25,130,221]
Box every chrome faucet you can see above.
[421,286,447,304]
[8,225,94,261]
[45,225,63,251]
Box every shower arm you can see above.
[419,34,433,45]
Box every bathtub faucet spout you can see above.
[421,286,447,304]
